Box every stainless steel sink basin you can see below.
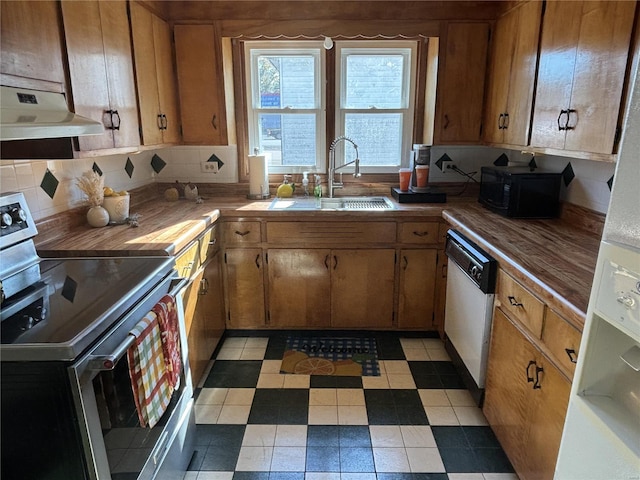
[268,196,396,211]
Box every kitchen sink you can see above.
[268,196,396,211]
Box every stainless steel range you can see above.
[0,192,195,479]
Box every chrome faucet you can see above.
[328,136,361,198]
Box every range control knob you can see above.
[11,208,27,223]
[1,212,12,227]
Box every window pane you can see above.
[345,54,405,109]
[345,113,402,166]
[258,56,316,109]
[259,114,317,167]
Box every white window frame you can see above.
[244,41,327,175]
[335,41,418,173]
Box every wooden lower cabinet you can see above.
[224,248,266,328]
[331,249,395,328]
[398,249,437,329]
[484,308,571,480]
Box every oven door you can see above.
[69,275,195,480]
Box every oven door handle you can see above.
[87,276,188,372]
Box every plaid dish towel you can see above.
[152,294,182,390]
[127,312,173,428]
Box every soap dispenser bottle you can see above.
[314,174,322,207]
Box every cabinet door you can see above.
[174,24,227,144]
[398,249,437,329]
[267,249,331,328]
[483,308,536,474]
[153,14,181,144]
[436,22,489,144]
[224,248,265,328]
[0,1,65,87]
[130,1,162,145]
[483,9,516,144]
[331,249,395,328]
[525,354,571,480]
[182,267,204,384]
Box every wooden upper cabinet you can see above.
[61,0,139,151]
[174,24,228,145]
[530,0,636,156]
[0,1,65,89]
[129,2,181,146]
[484,1,542,147]
[435,22,490,144]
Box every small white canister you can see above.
[103,194,130,223]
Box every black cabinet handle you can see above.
[443,114,450,129]
[324,254,330,269]
[533,365,544,389]
[565,348,578,364]
[255,254,260,269]
[526,360,536,383]
[403,256,409,270]
[557,109,569,131]
[508,296,523,307]
[498,113,505,130]
[211,114,217,130]
[333,255,338,270]
[503,113,509,129]
[235,230,250,237]
[565,109,576,130]
[413,231,429,237]
[157,114,164,130]
[111,110,121,130]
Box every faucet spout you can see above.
[328,136,361,198]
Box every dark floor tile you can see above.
[391,389,422,406]
[412,375,444,389]
[366,404,400,425]
[439,374,466,389]
[204,361,261,387]
[195,424,246,447]
[248,405,280,424]
[397,405,429,425]
[233,472,270,480]
[376,474,414,480]
[376,336,405,360]
[408,361,437,376]
[264,337,288,360]
[473,448,514,473]
[338,425,371,447]
[339,447,375,472]
[462,426,501,449]
[438,447,479,473]
[431,426,468,449]
[412,474,449,480]
[306,446,341,472]
[187,448,205,470]
[200,444,242,471]
[310,376,363,388]
[111,474,138,480]
[253,389,285,404]
[277,405,308,424]
[307,425,340,446]
[209,360,261,376]
[432,361,458,375]
[364,389,394,405]
[279,389,309,407]
[269,473,305,480]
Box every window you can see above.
[244,40,417,174]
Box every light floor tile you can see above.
[427,349,451,361]
[422,338,444,349]
[194,405,221,424]
[224,388,255,406]
[369,426,404,447]
[261,360,282,374]
[257,373,285,388]
[271,446,306,471]
[308,405,338,425]
[372,447,411,473]
[222,337,248,348]
[447,475,484,480]
[337,406,368,425]
[242,424,277,446]
[310,388,338,406]
[402,348,430,361]
[424,406,459,426]
[305,473,340,480]
[400,338,426,349]
[361,375,390,389]
[245,337,269,348]
[217,405,251,424]
[284,374,311,389]
[446,389,476,407]
[215,348,243,360]
[196,388,228,405]
[196,473,234,480]
[482,474,520,480]
[454,406,489,426]
[340,474,377,480]
[337,389,365,406]
[196,360,215,389]
[235,446,273,471]
[240,347,267,360]
[275,425,308,446]
[406,447,445,473]
[400,426,437,448]
[381,360,411,375]
[418,389,450,407]
[184,472,198,480]
[387,374,416,389]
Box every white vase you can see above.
[87,205,109,227]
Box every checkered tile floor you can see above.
[186,332,518,480]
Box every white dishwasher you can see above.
[444,229,497,406]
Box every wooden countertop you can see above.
[443,203,600,330]
[36,192,601,329]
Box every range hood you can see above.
[0,86,104,141]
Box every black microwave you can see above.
[478,166,562,218]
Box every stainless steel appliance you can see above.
[409,144,431,193]
[478,165,562,218]
[0,192,195,480]
[444,229,497,406]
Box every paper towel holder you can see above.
[247,149,272,199]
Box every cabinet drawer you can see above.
[175,240,200,278]
[496,270,545,338]
[398,222,440,244]
[223,221,261,245]
[199,224,219,263]
[542,309,581,378]
[266,222,396,245]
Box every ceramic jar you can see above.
[103,194,130,223]
[86,205,109,227]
